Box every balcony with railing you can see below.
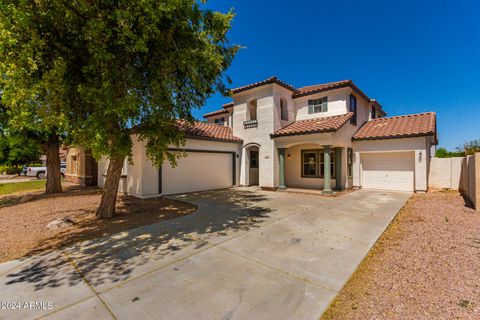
[243,119,258,129]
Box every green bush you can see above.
[0,164,21,174]
[26,162,43,167]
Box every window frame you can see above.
[248,99,257,121]
[347,148,353,178]
[214,117,225,125]
[308,97,328,114]
[371,105,376,119]
[301,150,318,177]
[349,94,357,125]
[280,99,288,121]
[301,149,335,179]
[249,150,259,169]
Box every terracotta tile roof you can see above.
[271,113,353,138]
[202,102,234,118]
[230,76,296,94]
[178,121,242,143]
[293,80,352,97]
[202,108,230,118]
[352,112,436,141]
[202,77,385,117]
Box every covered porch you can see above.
[270,112,355,193]
[273,132,354,194]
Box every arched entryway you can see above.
[244,143,260,186]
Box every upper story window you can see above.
[248,99,257,121]
[280,98,288,121]
[349,94,357,125]
[308,97,328,114]
[371,106,376,119]
[214,117,225,125]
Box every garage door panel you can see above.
[361,152,414,192]
[162,152,232,195]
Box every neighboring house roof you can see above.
[179,121,242,143]
[352,112,436,141]
[270,112,353,138]
[230,76,297,94]
[202,108,230,118]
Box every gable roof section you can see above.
[178,121,242,143]
[270,113,353,138]
[293,80,373,105]
[230,76,297,94]
[204,77,385,118]
[294,80,352,97]
[202,108,230,118]
[222,102,234,109]
[352,112,436,141]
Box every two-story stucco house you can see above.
[98,77,437,197]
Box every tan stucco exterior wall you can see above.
[352,136,432,192]
[98,135,241,198]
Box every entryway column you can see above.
[322,145,332,194]
[278,148,286,190]
[335,147,343,190]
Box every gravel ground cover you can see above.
[0,185,196,263]
[322,190,480,320]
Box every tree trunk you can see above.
[45,134,62,194]
[96,155,125,219]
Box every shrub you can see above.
[0,164,21,174]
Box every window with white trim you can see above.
[308,97,328,114]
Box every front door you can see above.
[249,149,259,186]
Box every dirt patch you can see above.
[0,185,197,263]
[322,190,480,320]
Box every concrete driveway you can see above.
[0,188,410,320]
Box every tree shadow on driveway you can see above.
[2,189,275,293]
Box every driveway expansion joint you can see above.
[217,246,338,293]
[62,252,119,320]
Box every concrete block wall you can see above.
[429,157,464,190]
[429,153,480,210]
[467,154,479,210]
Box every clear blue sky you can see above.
[196,0,480,151]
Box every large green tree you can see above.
[72,1,238,218]
[0,2,69,193]
[2,0,238,218]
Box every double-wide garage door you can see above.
[361,152,415,192]
[162,151,234,195]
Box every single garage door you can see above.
[361,151,415,192]
[162,151,233,195]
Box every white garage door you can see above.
[162,151,233,195]
[361,152,415,192]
